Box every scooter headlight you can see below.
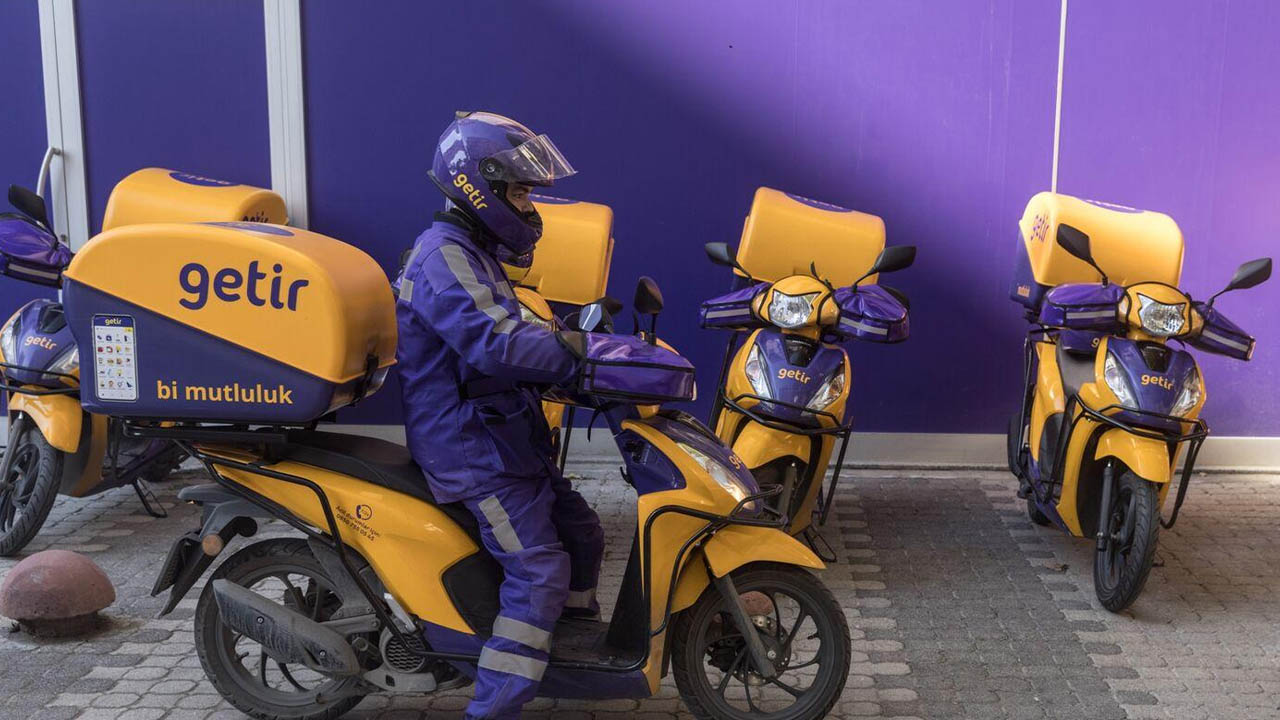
[768,291,818,329]
[1103,352,1137,408]
[0,317,16,362]
[806,367,846,411]
[518,303,554,331]
[743,344,771,399]
[1170,367,1202,417]
[1136,293,1186,337]
[49,346,79,377]
[677,442,750,503]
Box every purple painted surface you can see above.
[75,0,270,235]
[304,0,1060,429]
[0,4,57,320]
[1058,1,1280,434]
[749,332,848,427]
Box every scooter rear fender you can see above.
[151,483,266,615]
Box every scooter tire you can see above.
[671,562,851,720]
[1093,472,1160,612]
[194,538,367,720]
[0,424,64,557]
[1026,497,1052,526]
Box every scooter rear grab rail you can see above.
[1041,395,1208,530]
[144,422,793,676]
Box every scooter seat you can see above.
[280,430,480,539]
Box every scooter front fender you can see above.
[732,422,811,468]
[9,392,82,453]
[1094,429,1172,484]
[670,524,824,616]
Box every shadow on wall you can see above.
[305,0,1059,432]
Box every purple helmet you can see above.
[429,111,577,255]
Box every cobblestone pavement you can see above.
[1,464,1278,720]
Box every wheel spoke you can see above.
[278,661,307,691]
[716,646,746,696]
[782,610,809,652]
[767,675,804,697]
[276,573,307,612]
[787,656,823,671]
[742,673,760,713]
[258,649,269,688]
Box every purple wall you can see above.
[3,1,1274,435]
[0,3,57,319]
[303,0,1061,429]
[1057,1,1280,435]
[76,0,271,235]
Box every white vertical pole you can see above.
[37,0,89,249]
[1050,0,1068,193]
[264,0,309,228]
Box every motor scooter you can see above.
[1008,192,1270,610]
[0,165,287,554]
[700,241,914,548]
[0,183,184,554]
[134,275,851,719]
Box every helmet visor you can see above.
[488,134,577,186]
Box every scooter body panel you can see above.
[201,447,481,635]
[9,392,81,453]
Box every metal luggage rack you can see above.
[1041,395,1209,530]
[131,418,792,675]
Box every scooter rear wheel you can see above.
[1093,472,1160,612]
[671,562,851,720]
[194,538,368,720]
[0,421,63,557]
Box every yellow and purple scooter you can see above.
[699,188,915,551]
[0,167,283,554]
[1008,192,1270,610]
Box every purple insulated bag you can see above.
[832,285,909,343]
[576,333,696,403]
[1189,302,1254,360]
[699,282,767,329]
[1038,283,1124,330]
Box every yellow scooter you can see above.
[0,168,284,554]
[53,216,851,719]
[699,189,915,547]
[1009,192,1271,610]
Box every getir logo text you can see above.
[179,261,309,311]
[453,173,489,211]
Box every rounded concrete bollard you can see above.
[0,549,115,637]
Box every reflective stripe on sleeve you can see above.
[565,588,596,609]
[439,244,515,334]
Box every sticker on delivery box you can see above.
[92,315,137,402]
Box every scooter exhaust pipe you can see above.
[211,579,362,675]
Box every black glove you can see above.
[556,330,587,359]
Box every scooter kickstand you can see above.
[711,571,777,679]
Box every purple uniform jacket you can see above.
[395,215,578,503]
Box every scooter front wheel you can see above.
[1093,472,1160,612]
[671,562,851,720]
[0,420,63,556]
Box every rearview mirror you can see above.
[1226,257,1272,292]
[870,245,917,275]
[1210,257,1272,306]
[634,276,664,315]
[704,242,736,268]
[8,185,50,230]
[1056,224,1092,264]
[1056,223,1108,284]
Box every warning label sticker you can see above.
[93,315,137,402]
